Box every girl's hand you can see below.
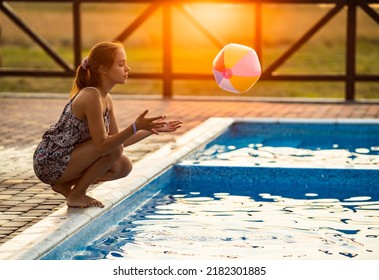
[155,120,183,133]
[135,110,166,134]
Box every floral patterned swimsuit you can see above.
[33,88,110,185]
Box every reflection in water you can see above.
[186,144,379,168]
[74,192,379,260]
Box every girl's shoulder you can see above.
[80,87,101,97]
[74,87,101,103]
[72,87,102,113]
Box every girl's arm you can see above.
[74,89,164,155]
[108,96,120,136]
[123,130,154,147]
[123,119,183,147]
[108,98,153,147]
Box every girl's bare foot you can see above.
[66,194,104,208]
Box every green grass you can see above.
[1,3,378,100]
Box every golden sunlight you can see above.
[171,3,256,74]
[175,3,256,45]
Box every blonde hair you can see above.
[70,41,124,98]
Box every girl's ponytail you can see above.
[70,61,91,98]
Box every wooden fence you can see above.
[1,0,379,100]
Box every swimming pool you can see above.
[41,118,379,260]
[1,118,377,260]
[184,121,379,169]
[69,166,378,260]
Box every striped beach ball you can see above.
[212,43,261,94]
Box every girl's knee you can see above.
[107,145,124,161]
[119,155,132,178]
[104,147,131,179]
[110,155,132,179]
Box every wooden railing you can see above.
[1,0,379,100]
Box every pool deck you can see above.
[1,94,379,259]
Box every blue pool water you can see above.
[70,165,379,260]
[185,122,379,168]
[46,121,379,260]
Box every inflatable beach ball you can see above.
[212,43,261,94]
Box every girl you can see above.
[33,41,182,208]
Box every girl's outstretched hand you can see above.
[135,110,166,134]
[155,120,183,133]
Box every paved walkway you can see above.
[1,95,379,246]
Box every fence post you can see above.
[163,1,172,98]
[255,2,262,67]
[346,0,357,101]
[73,0,82,70]
[0,17,2,68]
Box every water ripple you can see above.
[188,145,379,168]
[73,191,379,260]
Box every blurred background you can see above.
[1,1,378,100]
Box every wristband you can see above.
[132,122,137,135]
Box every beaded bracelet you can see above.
[132,122,137,135]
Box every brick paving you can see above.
[1,95,379,246]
